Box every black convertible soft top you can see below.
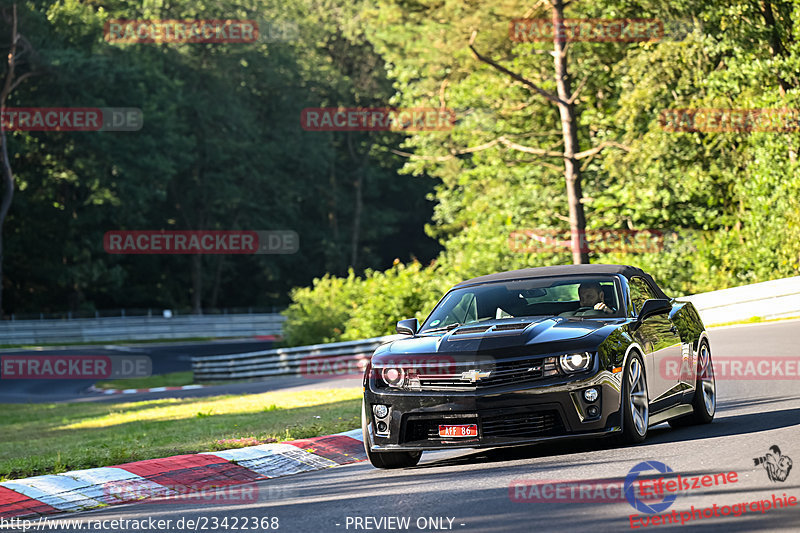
[453,264,669,298]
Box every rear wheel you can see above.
[361,400,422,469]
[621,352,649,444]
[669,340,715,427]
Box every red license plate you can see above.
[438,424,478,438]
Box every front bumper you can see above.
[364,370,623,451]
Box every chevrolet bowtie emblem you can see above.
[460,369,491,383]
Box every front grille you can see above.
[481,410,562,438]
[402,410,563,444]
[403,415,479,442]
[417,358,545,391]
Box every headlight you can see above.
[559,352,592,373]
[381,367,406,388]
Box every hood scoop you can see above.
[449,322,534,338]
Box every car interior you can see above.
[427,279,622,328]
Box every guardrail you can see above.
[682,275,800,326]
[191,336,398,382]
[0,313,285,345]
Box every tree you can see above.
[465,0,632,264]
[0,3,38,316]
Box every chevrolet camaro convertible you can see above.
[361,264,716,468]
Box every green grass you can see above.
[94,371,196,390]
[0,387,362,481]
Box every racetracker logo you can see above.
[301,355,456,380]
[1,355,151,379]
[509,465,738,506]
[103,230,299,254]
[509,228,671,254]
[659,108,800,132]
[103,480,272,505]
[300,108,456,132]
[660,356,800,380]
[509,18,663,42]
[105,20,258,43]
[1,107,142,131]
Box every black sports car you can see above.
[361,264,716,468]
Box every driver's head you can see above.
[578,282,605,307]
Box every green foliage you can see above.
[0,0,439,315]
[282,0,800,343]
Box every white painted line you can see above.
[336,429,363,442]
[708,316,800,331]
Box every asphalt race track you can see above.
[4,320,800,532]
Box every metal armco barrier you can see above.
[0,313,285,345]
[682,275,800,326]
[191,336,399,382]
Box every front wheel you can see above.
[669,341,716,427]
[621,352,649,444]
[361,400,422,469]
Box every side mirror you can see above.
[637,299,671,322]
[396,318,419,335]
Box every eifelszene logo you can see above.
[753,445,793,482]
[624,461,678,514]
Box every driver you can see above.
[577,281,614,315]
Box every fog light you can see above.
[373,404,389,419]
[587,405,600,417]
[584,388,599,402]
[376,421,388,433]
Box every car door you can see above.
[629,276,683,411]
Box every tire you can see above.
[668,340,716,428]
[620,351,649,444]
[361,400,422,469]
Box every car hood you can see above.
[374,316,623,360]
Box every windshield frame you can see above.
[418,274,626,333]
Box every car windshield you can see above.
[419,275,622,332]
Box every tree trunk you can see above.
[552,0,589,264]
[347,133,364,270]
[0,118,13,317]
